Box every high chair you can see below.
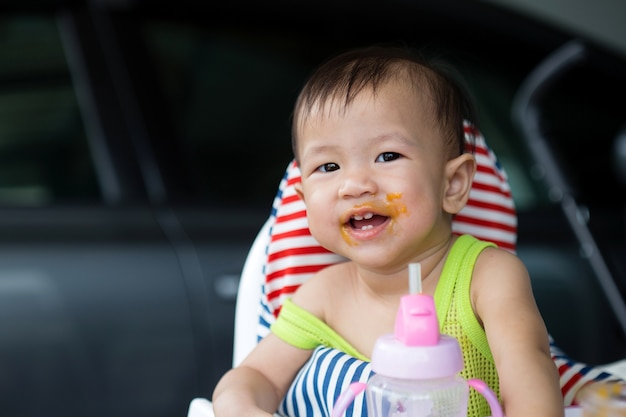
[188,125,624,417]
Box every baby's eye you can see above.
[376,152,401,162]
[317,162,340,173]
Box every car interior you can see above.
[0,1,624,416]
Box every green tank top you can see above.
[272,234,499,416]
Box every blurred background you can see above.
[0,0,625,416]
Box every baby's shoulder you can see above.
[291,261,352,315]
[475,245,526,270]
[472,245,530,289]
[300,261,351,291]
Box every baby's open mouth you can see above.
[349,212,389,230]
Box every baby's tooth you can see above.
[361,225,373,230]
[353,214,363,220]
[364,212,374,219]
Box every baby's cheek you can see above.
[307,218,338,249]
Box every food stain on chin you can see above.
[340,192,408,246]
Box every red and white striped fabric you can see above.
[452,122,516,252]
[263,161,344,320]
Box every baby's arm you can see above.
[473,248,564,417]
[212,333,313,417]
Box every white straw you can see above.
[408,263,421,294]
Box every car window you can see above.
[11,12,619,214]
[142,18,552,211]
[143,21,306,208]
[0,12,550,211]
[0,14,99,206]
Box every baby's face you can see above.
[294,80,453,270]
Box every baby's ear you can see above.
[443,153,476,214]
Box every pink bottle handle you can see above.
[468,378,504,417]
[332,379,502,417]
[330,382,367,417]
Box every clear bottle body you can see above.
[365,374,469,417]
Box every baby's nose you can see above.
[338,170,378,198]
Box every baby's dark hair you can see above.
[291,45,477,161]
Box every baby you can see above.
[212,45,564,417]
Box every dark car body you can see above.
[0,1,624,416]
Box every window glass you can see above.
[0,15,98,206]
[144,22,309,208]
[144,20,550,211]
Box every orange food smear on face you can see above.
[340,193,408,246]
[385,192,407,215]
[340,227,356,246]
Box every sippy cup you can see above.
[331,263,503,417]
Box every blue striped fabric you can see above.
[278,346,370,417]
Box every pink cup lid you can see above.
[371,333,464,379]
[372,292,464,379]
